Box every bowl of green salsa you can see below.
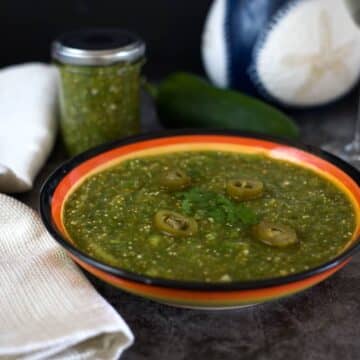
[40,131,360,309]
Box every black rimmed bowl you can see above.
[40,130,360,309]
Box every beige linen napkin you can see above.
[0,194,134,359]
[0,63,58,193]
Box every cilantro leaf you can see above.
[177,187,259,226]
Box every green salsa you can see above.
[63,151,356,282]
[58,62,142,155]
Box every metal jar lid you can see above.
[52,28,146,66]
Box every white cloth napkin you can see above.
[0,194,134,359]
[0,63,58,193]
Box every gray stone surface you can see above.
[17,90,360,359]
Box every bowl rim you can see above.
[40,129,360,291]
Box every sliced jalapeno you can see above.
[154,210,198,237]
[252,221,298,247]
[227,179,264,201]
[160,170,191,191]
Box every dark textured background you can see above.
[0,0,212,78]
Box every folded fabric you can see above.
[0,194,134,359]
[0,63,58,193]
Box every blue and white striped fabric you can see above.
[202,0,360,107]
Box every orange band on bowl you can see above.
[71,253,348,305]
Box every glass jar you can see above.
[52,29,145,155]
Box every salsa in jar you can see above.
[52,29,145,155]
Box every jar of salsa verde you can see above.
[52,29,145,155]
